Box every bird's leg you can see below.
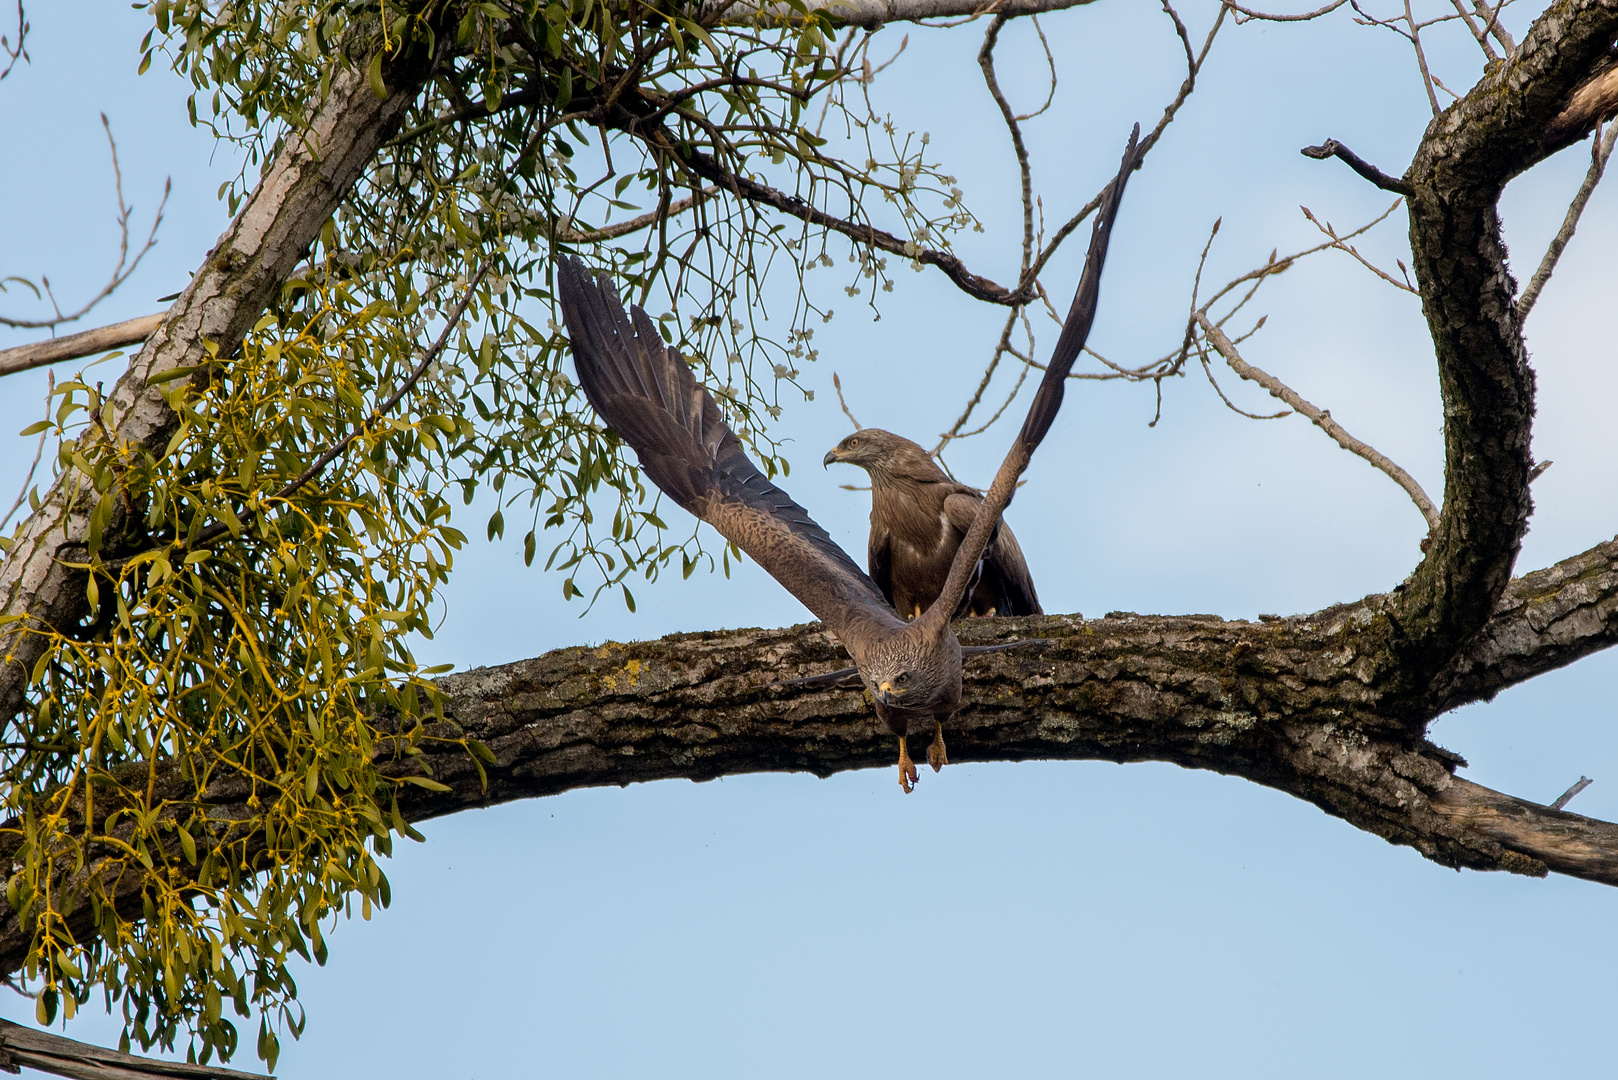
[897,736,919,793]
[927,721,948,772]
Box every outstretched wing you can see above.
[557,258,901,640]
[921,124,1143,632]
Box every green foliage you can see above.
[3,265,473,1069]
[4,0,981,1065]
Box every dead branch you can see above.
[831,371,864,430]
[1541,58,1618,154]
[1519,119,1618,319]
[0,313,163,379]
[1549,776,1594,811]
[1300,139,1414,194]
[1194,311,1440,530]
[1300,205,1417,291]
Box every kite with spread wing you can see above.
[558,125,1140,791]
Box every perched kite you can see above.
[557,126,1139,792]
[823,428,1042,619]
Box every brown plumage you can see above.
[823,429,1041,619]
[557,126,1139,792]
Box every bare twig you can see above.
[559,186,720,243]
[0,313,164,378]
[1473,0,1515,53]
[1194,311,1439,530]
[0,0,24,81]
[1407,0,1443,116]
[1549,776,1593,812]
[1300,139,1414,195]
[1300,205,1417,292]
[1015,15,1059,121]
[1021,2,1225,296]
[979,15,1037,282]
[831,371,863,430]
[1222,0,1347,21]
[0,116,168,331]
[1518,120,1618,320]
[1448,0,1500,62]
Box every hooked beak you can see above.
[822,448,841,469]
[875,680,903,706]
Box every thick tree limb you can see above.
[3,534,1618,979]
[1437,535,1618,711]
[0,314,163,379]
[1390,0,1618,711]
[0,44,437,727]
[1540,57,1618,155]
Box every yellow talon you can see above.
[927,722,948,772]
[897,736,919,793]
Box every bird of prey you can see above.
[557,126,1139,792]
[823,428,1042,619]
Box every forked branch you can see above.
[0,116,168,332]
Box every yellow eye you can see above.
[896,672,909,683]
[847,437,859,448]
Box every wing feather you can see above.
[921,125,1141,631]
[557,258,899,638]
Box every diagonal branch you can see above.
[1517,118,1618,319]
[1194,312,1440,530]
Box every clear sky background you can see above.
[3,1,1617,1076]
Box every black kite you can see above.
[557,126,1139,791]
[823,428,1042,619]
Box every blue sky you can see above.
[3,1,1617,1076]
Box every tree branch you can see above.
[1194,312,1440,530]
[1300,138,1414,195]
[0,314,163,379]
[6,534,1618,980]
[1517,118,1618,320]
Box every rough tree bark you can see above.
[1,530,1615,979]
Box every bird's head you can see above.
[822,428,924,475]
[865,630,959,712]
